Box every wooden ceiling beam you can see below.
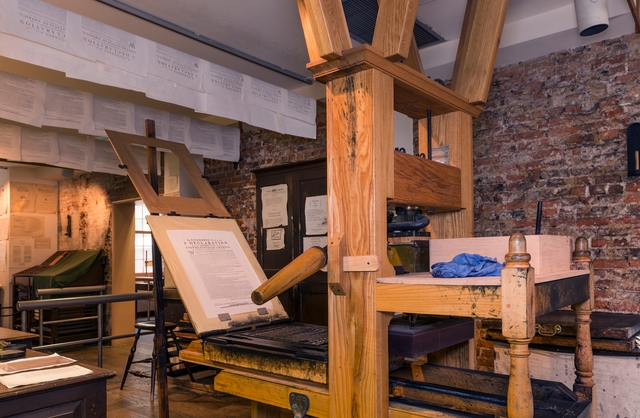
[372,0,420,62]
[450,0,510,105]
[626,0,640,32]
[402,35,425,75]
[297,0,352,61]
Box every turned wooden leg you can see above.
[502,233,535,418]
[572,299,595,400]
[507,337,534,418]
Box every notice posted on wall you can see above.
[9,237,34,268]
[265,227,285,251]
[260,184,288,229]
[304,195,327,235]
[303,236,327,253]
[166,229,273,318]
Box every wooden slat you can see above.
[299,0,352,60]
[392,151,461,211]
[376,283,502,318]
[450,0,510,105]
[372,0,419,61]
[426,112,474,238]
[308,44,480,118]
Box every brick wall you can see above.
[473,33,640,370]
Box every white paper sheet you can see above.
[149,42,203,91]
[0,353,75,375]
[243,76,285,114]
[166,229,273,318]
[204,94,250,124]
[218,124,240,162]
[188,118,223,158]
[9,236,34,267]
[261,184,288,229]
[10,182,35,213]
[0,0,69,52]
[0,70,45,127]
[0,122,22,161]
[10,214,45,237]
[277,114,317,139]
[0,365,92,388]
[265,228,285,251]
[250,106,279,133]
[133,104,169,138]
[34,183,57,214]
[0,218,8,240]
[0,186,7,216]
[285,90,316,125]
[304,195,327,235]
[204,62,245,101]
[0,240,6,271]
[67,14,147,77]
[165,113,189,143]
[91,139,126,175]
[43,83,92,131]
[146,74,205,112]
[20,126,59,164]
[56,133,94,171]
[89,94,134,135]
[303,236,328,252]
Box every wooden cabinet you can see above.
[254,159,328,325]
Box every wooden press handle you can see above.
[251,246,327,305]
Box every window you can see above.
[134,200,153,276]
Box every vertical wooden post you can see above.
[145,119,169,416]
[422,112,474,238]
[571,236,595,415]
[326,68,395,418]
[501,233,534,418]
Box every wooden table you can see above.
[0,350,116,417]
[0,327,38,349]
[181,234,595,417]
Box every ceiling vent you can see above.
[342,0,444,49]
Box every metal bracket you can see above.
[535,323,562,337]
[289,392,310,418]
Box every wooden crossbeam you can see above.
[451,0,510,105]
[297,0,352,61]
[372,0,419,62]
[627,0,640,32]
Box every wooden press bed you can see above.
[181,233,595,418]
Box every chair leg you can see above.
[150,334,157,401]
[169,329,195,382]
[120,328,142,390]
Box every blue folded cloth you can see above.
[431,253,505,278]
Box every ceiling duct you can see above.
[574,0,610,36]
[342,0,445,49]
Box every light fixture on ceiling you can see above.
[574,0,610,36]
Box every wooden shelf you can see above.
[307,44,482,119]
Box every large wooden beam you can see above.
[326,68,395,418]
[450,0,510,105]
[627,0,640,32]
[297,0,352,61]
[402,36,425,75]
[372,0,419,62]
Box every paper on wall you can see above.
[0,240,6,271]
[10,214,45,237]
[10,182,35,213]
[0,0,70,52]
[166,113,189,144]
[277,114,317,140]
[0,186,7,216]
[284,90,316,125]
[20,126,59,164]
[265,228,285,251]
[34,236,51,249]
[34,184,57,214]
[89,94,134,135]
[91,139,126,175]
[243,76,285,114]
[148,42,203,91]
[0,218,8,240]
[303,236,328,252]
[43,83,92,131]
[261,184,288,229]
[0,70,45,127]
[133,104,169,139]
[204,62,244,101]
[56,133,94,172]
[0,122,21,161]
[9,237,34,267]
[304,195,327,235]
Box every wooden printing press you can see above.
[106,131,595,417]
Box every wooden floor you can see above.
[56,333,290,418]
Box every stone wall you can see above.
[473,33,640,370]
